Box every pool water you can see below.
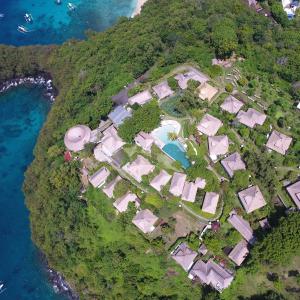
[151,121,190,169]
[163,143,190,169]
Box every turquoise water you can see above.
[163,143,191,169]
[152,123,191,169]
[0,87,64,299]
[0,0,137,45]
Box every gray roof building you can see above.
[286,180,300,209]
[188,259,234,292]
[171,243,198,272]
[228,240,249,266]
[228,210,255,244]
[221,152,246,178]
[108,106,132,127]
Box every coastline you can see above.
[132,0,148,17]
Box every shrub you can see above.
[225,83,234,93]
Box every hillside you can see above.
[0,0,300,299]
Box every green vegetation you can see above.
[0,0,299,298]
[118,101,160,143]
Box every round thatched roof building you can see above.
[64,125,91,152]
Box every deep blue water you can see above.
[0,0,136,45]
[0,87,63,299]
[163,143,191,169]
[0,1,138,298]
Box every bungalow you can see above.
[122,155,155,183]
[197,82,218,102]
[236,108,266,128]
[64,124,91,152]
[132,209,159,233]
[266,130,292,155]
[238,185,266,213]
[128,90,152,106]
[108,105,132,127]
[228,240,249,266]
[134,131,155,152]
[94,125,125,161]
[169,172,187,196]
[113,192,140,213]
[221,95,244,114]
[286,180,300,209]
[182,182,198,203]
[228,210,255,244]
[197,114,223,136]
[202,192,220,215]
[150,170,172,192]
[174,70,209,90]
[195,178,207,189]
[152,81,174,100]
[188,259,234,292]
[208,135,229,160]
[89,167,110,188]
[103,176,122,198]
[171,243,198,272]
[221,152,246,178]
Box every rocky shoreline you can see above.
[0,75,57,101]
[48,268,79,300]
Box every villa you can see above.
[135,131,155,152]
[103,176,122,198]
[132,209,159,233]
[238,185,266,213]
[113,192,140,213]
[228,210,255,244]
[64,124,91,152]
[171,243,198,272]
[89,166,110,188]
[221,152,246,178]
[94,125,125,161]
[169,172,187,196]
[197,114,223,136]
[150,170,172,192]
[152,81,174,100]
[122,155,155,182]
[202,192,219,215]
[208,135,229,160]
[228,240,249,266]
[108,105,132,127]
[197,82,218,102]
[221,95,244,114]
[128,90,152,106]
[188,259,234,292]
[182,182,198,203]
[174,70,209,89]
[236,108,266,128]
[266,130,292,155]
[286,180,300,209]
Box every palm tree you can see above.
[168,132,178,141]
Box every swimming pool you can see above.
[151,120,191,168]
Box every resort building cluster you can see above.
[63,64,299,293]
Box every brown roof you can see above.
[128,90,152,106]
[266,130,292,155]
[208,135,229,159]
[113,192,140,213]
[152,81,174,100]
[221,152,246,177]
[188,259,234,292]
[197,114,223,136]
[150,170,172,192]
[221,95,244,114]
[228,210,255,244]
[198,82,218,102]
[169,172,187,196]
[286,181,300,209]
[171,243,198,272]
[236,108,266,128]
[228,240,249,266]
[238,185,266,213]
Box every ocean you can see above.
[0,1,137,299]
[0,0,137,46]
